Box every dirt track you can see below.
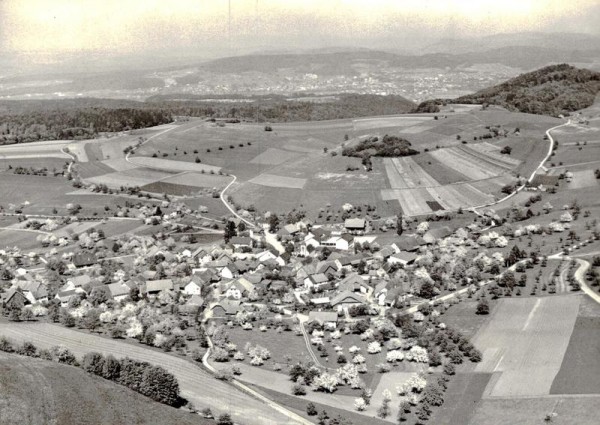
[0,322,302,425]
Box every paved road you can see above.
[0,323,304,425]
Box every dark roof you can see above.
[72,253,96,267]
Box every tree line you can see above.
[0,336,183,407]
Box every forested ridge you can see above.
[414,64,600,117]
[0,94,414,144]
[451,64,600,116]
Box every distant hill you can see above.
[0,353,208,425]
[198,46,599,76]
[448,64,600,117]
[422,32,600,54]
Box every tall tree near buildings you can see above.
[224,220,237,243]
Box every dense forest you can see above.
[0,94,414,144]
[147,93,415,122]
[414,64,600,116]
[450,64,600,117]
[0,103,173,144]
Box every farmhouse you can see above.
[339,273,371,294]
[423,226,453,244]
[211,299,242,317]
[145,279,174,296]
[308,311,338,329]
[107,282,131,301]
[330,291,366,313]
[182,280,203,296]
[15,280,48,304]
[2,289,29,310]
[224,277,255,300]
[55,289,84,307]
[304,273,330,290]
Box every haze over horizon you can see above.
[1,0,599,71]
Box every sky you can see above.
[1,0,599,59]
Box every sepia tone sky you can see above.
[1,0,599,57]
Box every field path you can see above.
[0,322,304,425]
[471,119,571,214]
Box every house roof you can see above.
[211,299,242,315]
[72,253,96,267]
[68,274,92,287]
[309,273,329,284]
[344,218,366,229]
[308,311,338,323]
[107,282,130,298]
[3,288,27,304]
[394,235,426,251]
[390,252,418,263]
[145,279,174,293]
[186,295,205,306]
[230,236,252,246]
[423,226,453,243]
[330,290,366,306]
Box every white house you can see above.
[183,280,203,296]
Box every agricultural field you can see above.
[550,297,600,394]
[0,103,570,220]
[472,296,580,397]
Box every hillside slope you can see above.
[451,64,600,117]
[0,353,209,425]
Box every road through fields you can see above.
[0,322,303,425]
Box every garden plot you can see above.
[249,148,302,165]
[473,296,580,397]
[159,172,231,189]
[248,173,307,189]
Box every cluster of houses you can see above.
[1,213,459,331]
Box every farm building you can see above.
[308,311,338,329]
[107,283,131,301]
[2,289,29,310]
[145,279,174,296]
[330,291,366,313]
[344,218,366,233]
[304,273,330,290]
[388,252,418,266]
[210,299,242,317]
